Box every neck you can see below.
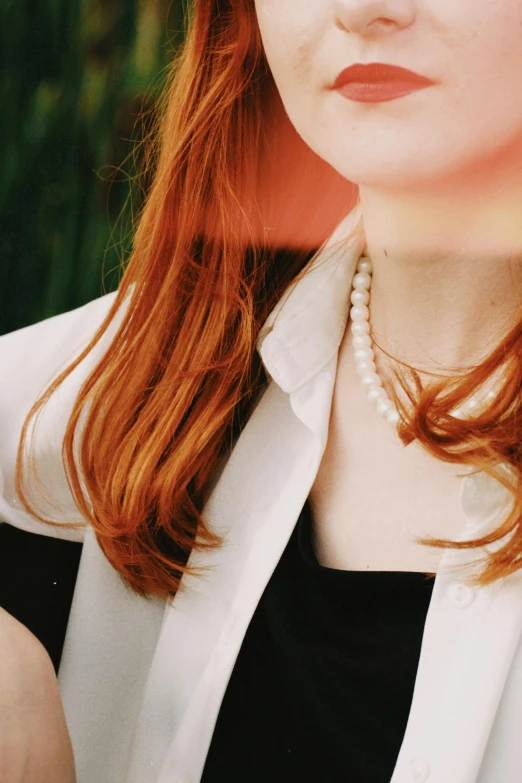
[358,184,522,381]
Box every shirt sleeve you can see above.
[0,290,128,542]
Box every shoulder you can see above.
[0,289,130,534]
[0,289,129,436]
[0,291,121,385]
[0,609,76,783]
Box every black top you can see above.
[201,499,436,783]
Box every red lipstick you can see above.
[333,62,436,103]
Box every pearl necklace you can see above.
[349,255,497,431]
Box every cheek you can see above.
[445,14,522,145]
[254,1,322,90]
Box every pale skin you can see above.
[254,0,522,571]
[0,608,76,783]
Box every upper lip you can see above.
[332,62,435,88]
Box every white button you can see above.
[447,582,475,608]
[463,516,486,536]
[460,469,511,522]
[408,757,430,781]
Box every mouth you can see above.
[332,63,436,103]
[332,62,436,90]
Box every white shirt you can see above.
[1,202,522,783]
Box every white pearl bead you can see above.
[353,334,372,349]
[368,386,387,402]
[361,373,383,389]
[387,408,400,425]
[350,288,370,306]
[350,304,370,322]
[350,320,371,335]
[377,398,393,417]
[356,360,377,377]
[357,258,373,274]
[353,272,371,290]
[354,347,373,362]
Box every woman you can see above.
[1,1,522,781]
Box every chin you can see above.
[327,155,455,193]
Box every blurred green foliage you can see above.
[0,0,187,334]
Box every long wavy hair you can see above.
[15,0,522,600]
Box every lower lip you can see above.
[336,81,431,103]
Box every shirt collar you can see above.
[256,202,366,393]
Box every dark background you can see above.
[1,0,186,334]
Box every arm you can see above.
[0,608,76,783]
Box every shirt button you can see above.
[408,757,430,781]
[463,517,484,535]
[447,582,475,608]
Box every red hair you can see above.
[15,0,522,599]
